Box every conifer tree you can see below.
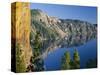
[62,51,71,69]
[73,48,80,69]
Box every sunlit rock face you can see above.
[11,2,32,70]
[31,9,66,40]
[31,9,97,41]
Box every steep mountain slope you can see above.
[59,19,97,36]
[30,9,97,41]
[31,9,66,40]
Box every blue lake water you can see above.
[44,39,97,70]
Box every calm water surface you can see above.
[44,39,97,70]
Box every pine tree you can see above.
[73,48,80,69]
[65,51,70,64]
[61,51,71,69]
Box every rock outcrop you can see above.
[30,9,97,41]
[31,9,66,40]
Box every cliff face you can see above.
[31,9,66,40]
[11,2,32,72]
[30,9,97,41]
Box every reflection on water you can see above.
[30,33,97,71]
[40,33,96,59]
[43,39,97,70]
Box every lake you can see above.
[31,34,97,71]
[44,39,97,70]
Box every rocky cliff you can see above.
[11,2,32,72]
[30,9,97,41]
[31,9,66,40]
